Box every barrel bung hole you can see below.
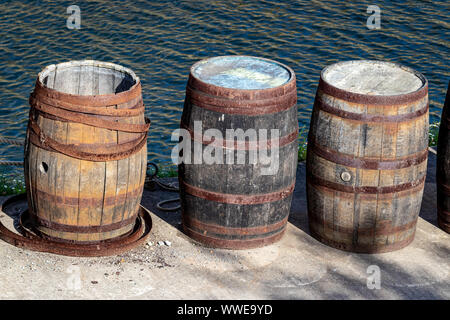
[40,162,49,174]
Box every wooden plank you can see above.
[57,65,82,241]
[97,65,118,236]
[114,69,133,224]
[77,62,104,242]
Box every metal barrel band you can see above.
[437,207,450,223]
[314,96,429,122]
[308,212,418,236]
[0,198,152,257]
[22,214,138,246]
[28,121,148,162]
[33,186,144,207]
[30,93,145,117]
[307,172,426,194]
[308,226,416,254]
[183,223,286,250]
[28,119,148,155]
[180,122,299,150]
[29,210,138,234]
[180,180,295,205]
[317,74,428,105]
[308,136,428,170]
[30,100,150,133]
[437,218,450,232]
[182,215,288,236]
[186,84,297,108]
[34,78,143,108]
[187,92,297,115]
[436,176,450,196]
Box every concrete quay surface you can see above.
[0,152,448,300]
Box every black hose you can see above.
[145,162,180,212]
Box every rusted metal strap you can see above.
[318,77,428,105]
[438,220,450,233]
[437,206,450,223]
[308,213,418,236]
[180,180,295,204]
[307,172,426,194]
[186,87,297,115]
[29,210,138,234]
[0,204,152,257]
[308,136,428,170]
[183,223,286,250]
[180,122,298,150]
[314,97,429,122]
[436,176,450,196]
[30,93,145,117]
[31,99,150,133]
[29,118,147,155]
[182,216,288,236]
[34,187,143,207]
[28,119,148,161]
[34,78,143,108]
[308,226,415,254]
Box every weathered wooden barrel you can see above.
[436,81,450,233]
[179,56,298,249]
[24,60,149,244]
[306,60,429,253]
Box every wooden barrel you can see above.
[436,81,450,233]
[24,60,149,244]
[306,60,429,253]
[179,56,298,249]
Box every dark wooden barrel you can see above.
[179,56,298,249]
[24,60,149,243]
[436,81,450,233]
[306,60,429,253]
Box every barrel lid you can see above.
[191,56,292,90]
[321,60,426,96]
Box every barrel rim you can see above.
[319,60,428,105]
[34,60,142,107]
[188,55,297,99]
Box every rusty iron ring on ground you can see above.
[0,194,152,257]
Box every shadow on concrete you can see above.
[177,228,449,299]
[288,163,309,234]
[141,179,183,231]
[420,152,439,227]
[142,151,440,240]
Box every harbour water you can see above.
[0,0,449,167]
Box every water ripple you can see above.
[0,0,448,165]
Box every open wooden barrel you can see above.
[24,60,149,243]
[179,56,298,249]
[436,81,450,233]
[306,60,429,253]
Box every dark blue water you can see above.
[0,0,449,168]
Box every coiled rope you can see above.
[0,137,25,166]
[0,137,25,146]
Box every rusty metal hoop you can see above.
[0,194,152,257]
